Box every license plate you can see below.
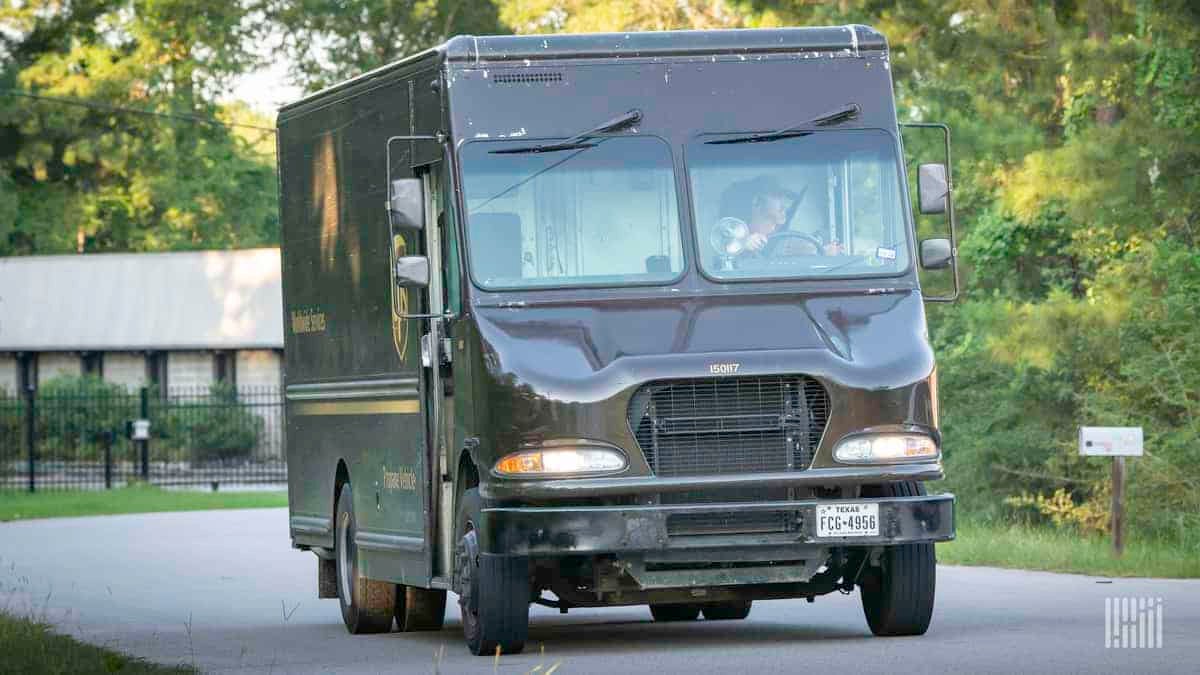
[816,502,880,537]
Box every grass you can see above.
[938,518,1200,578]
[0,484,286,522]
[0,612,193,674]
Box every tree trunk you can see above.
[1088,0,1119,125]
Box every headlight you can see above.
[709,217,750,256]
[494,443,627,477]
[833,433,939,464]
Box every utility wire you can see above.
[1,89,276,132]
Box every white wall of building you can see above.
[167,351,214,391]
[38,353,81,385]
[104,353,146,391]
[0,355,17,394]
[235,349,284,460]
[236,350,281,390]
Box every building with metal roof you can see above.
[0,248,283,394]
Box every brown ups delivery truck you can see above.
[277,24,960,656]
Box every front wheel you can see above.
[859,481,936,636]
[454,488,529,655]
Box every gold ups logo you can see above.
[291,308,327,334]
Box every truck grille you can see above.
[627,375,830,536]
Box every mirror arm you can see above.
[902,122,961,303]
[395,311,456,321]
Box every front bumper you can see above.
[478,493,955,556]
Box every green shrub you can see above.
[160,384,263,463]
[32,376,137,462]
[2,378,265,466]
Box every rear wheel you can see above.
[649,604,701,622]
[335,485,395,634]
[454,488,529,655]
[859,481,936,636]
[702,600,752,621]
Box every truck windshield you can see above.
[688,129,911,281]
[460,136,684,290]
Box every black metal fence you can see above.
[0,384,285,491]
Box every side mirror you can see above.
[920,238,954,270]
[917,163,948,215]
[388,178,425,230]
[395,256,430,287]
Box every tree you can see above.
[0,1,278,255]
[264,0,505,93]
[500,0,753,33]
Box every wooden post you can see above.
[1111,456,1125,557]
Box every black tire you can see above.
[702,600,752,621]
[859,481,936,637]
[335,486,395,634]
[649,604,701,622]
[396,585,447,632]
[454,488,529,655]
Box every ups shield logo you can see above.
[389,233,410,361]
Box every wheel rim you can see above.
[338,510,354,601]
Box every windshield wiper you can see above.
[705,103,861,145]
[490,109,643,154]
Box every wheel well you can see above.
[457,452,479,494]
[333,459,350,519]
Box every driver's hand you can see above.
[746,233,768,252]
[823,240,844,255]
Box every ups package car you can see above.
[278,25,960,655]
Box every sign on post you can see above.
[131,419,151,441]
[1080,426,1143,557]
[1079,427,1143,456]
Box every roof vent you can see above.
[492,71,564,85]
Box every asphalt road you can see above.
[1,509,1197,674]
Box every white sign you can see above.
[131,419,151,441]
[1079,427,1143,457]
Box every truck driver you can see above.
[734,176,843,256]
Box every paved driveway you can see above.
[1,509,1196,673]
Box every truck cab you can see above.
[278,24,958,656]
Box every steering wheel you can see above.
[762,231,823,257]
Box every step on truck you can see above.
[277,24,960,655]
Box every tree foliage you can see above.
[0,1,278,255]
[264,0,505,92]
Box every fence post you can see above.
[102,430,114,489]
[24,382,35,493]
[139,387,150,481]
